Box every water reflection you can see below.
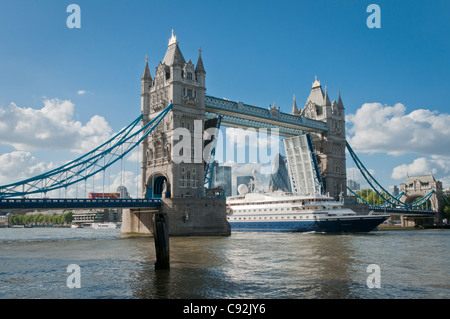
[1,228,448,298]
[130,233,368,299]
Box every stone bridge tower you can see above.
[292,77,347,199]
[141,30,207,199]
[399,174,443,215]
[121,31,229,236]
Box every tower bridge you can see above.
[0,31,444,268]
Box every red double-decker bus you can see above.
[88,193,120,199]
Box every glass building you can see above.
[269,153,291,192]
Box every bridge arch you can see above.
[145,173,170,199]
[402,193,432,209]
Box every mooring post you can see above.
[152,212,170,269]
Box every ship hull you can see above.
[229,215,388,233]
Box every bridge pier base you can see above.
[153,213,170,270]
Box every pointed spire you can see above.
[291,94,299,114]
[168,29,177,46]
[337,90,344,109]
[195,47,206,74]
[163,30,186,66]
[306,75,324,106]
[324,85,331,106]
[141,54,151,81]
[312,75,321,88]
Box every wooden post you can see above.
[153,213,170,269]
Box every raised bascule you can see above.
[0,31,445,268]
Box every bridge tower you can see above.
[399,174,444,222]
[141,30,207,199]
[121,31,229,238]
[294,77,347,199]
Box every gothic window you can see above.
[187,72,193,80]
[187,89,193,97]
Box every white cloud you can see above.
[77,90,88,95]
[0,98,112,153]
[346,103,450,158]
[391,157,450,183]
[0,151,55,185]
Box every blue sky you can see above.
[0,0,449,197]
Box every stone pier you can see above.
[121,197,230,236]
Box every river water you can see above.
[0,227,449,299]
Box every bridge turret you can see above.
[195,48,206,107]
[291,94,299,115]
[337,90,344,111]
[141,55,152,124]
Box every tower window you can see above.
[187,89,193,97]
[187,72,193,80]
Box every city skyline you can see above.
[0,1,449,198]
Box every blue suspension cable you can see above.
[0,103,172,198]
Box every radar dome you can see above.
[237,184,249,195]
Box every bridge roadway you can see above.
[370,205,435,215]
[205,95,328,136]
[0,198,161,210]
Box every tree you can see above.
[64,212,73,224]
[443,196,450,220]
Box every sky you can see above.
[0,0,449,198]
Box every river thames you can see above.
[0,227,449,299]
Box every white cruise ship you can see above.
[226,189,389,233]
